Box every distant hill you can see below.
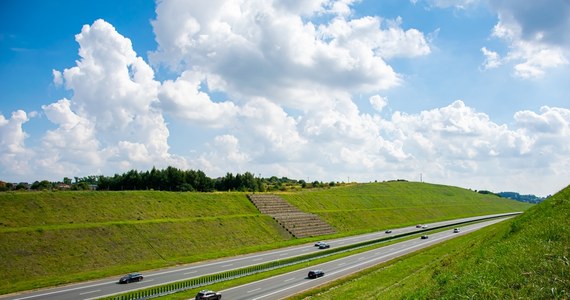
[497,191,546,203]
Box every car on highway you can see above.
[314,241,327,247]
[453,228,461,233]
[118,273,143,284]
[421,235,429,239]
[318,242,330,249]
[421,225,429,229]
[416,224,423,228]
[195,290,222,300]
[385,229,392,233]
[308,269,325,279]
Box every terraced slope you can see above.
[248,194,336,238]
[280,181,531,234]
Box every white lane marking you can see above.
[143,279,154,282]
[222,264,234,267]
[338,263,346,266]
[183,271,197,275]
[284,278,296,282]
[279,253,289,256]
[248,288,261,293]
[247,221,507,300]
[252,258,263,261]
[79,290,101,295]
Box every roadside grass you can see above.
[0,183,531,295]
[289,184,570,299]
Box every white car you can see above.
[453,228,461,233]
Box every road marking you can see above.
[252,258,263,261]
[284,277,296,282]
[280,253,289,256]
[144,279,154,282]
[248,288,261,293]
[222,264,233,267]
[358,257,365,260]
[79,290,101,295]
[338,263,346,266]
[183,271,197,275]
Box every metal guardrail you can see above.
[102,212,520,300]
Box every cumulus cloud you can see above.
[158,70,238,127]
[484,1,570,78]
[0,110,33,178]
[150,0,430,110]
[35,19,184,178]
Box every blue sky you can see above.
[1,0,569,196]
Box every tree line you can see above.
[1,166,338,192]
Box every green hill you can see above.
[291,184,569,299]
[0,182,531,294]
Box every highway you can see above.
[0,213,518,300]
[221,217,511,299]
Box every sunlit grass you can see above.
[0,183,531,295]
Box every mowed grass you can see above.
[0,183,531,295]
[290,184,569,300]
[280,181,531,233]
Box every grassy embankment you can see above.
[290,184,569,299]
[0,182,531,295]
[282,181,530,234]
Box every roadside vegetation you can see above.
[0,182,531,295]
[291,184,569,299]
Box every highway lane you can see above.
[0,213,518,300]
[221,217,512,300]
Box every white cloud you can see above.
[484,1,570,78]
[369,95,388,112]
[480,47,502,69]
[158,71,238,127]
[150,0,430,109]
[0,110,33,178]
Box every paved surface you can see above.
[221,218,512,300]
[0,213,518,300]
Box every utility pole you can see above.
[420,173,423,183]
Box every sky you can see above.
[1,0,569,196]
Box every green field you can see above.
[0,182,531,295]
[291,184,569,299]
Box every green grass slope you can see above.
[0,183,531,295]
[291,184,569,300]
[281,181,530,234]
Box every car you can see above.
[195,290,222,300]
[421,225,429,229]
[421,235,429,239]
[118,273,143,284]
[314,241,326,247]
[385,230,392,233]
[416,224,423,228]
[453,228,461,233]
[308,269,325,279]
[318,242,330,249]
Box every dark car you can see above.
[314,241,326,247]
[453,228,461,233]
[385,230,392,233]
[421,235,429,239]
[318,242,330,249]
[118,273,143,284]
[195,290,222,300]
[308,270,325,279]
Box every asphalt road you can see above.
[0,213,518,300]
[221,217,512,300]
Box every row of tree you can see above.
[1,166,339,192]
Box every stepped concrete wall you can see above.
[247,194,336,238]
